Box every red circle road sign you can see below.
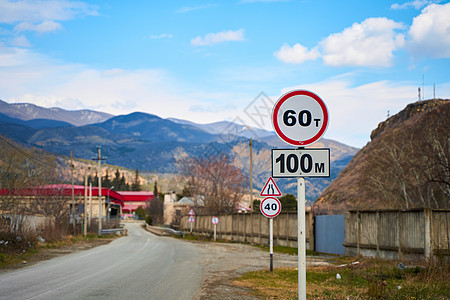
[272,90,329,147]
[211,216,219,225]
[260,197,282,218]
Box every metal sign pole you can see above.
[298,177,307,300]
[270,218,274,272]
[214,224,217,241]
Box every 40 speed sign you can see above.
[272,148,330,178]
[260,197,282,218]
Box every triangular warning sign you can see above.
[260,177,282,197]
[188,215,195,223]
[188,209,195,215]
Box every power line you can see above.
[0,135,49,166]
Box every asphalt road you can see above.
[0,223,204,299]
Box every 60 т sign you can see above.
[272,148,330,178]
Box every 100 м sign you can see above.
[272,149,330,178]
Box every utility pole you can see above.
[70,151,75,235]
[89,182,92,228]
[83,167,90,236]
[249,138,253,210]
[92,146,106,235]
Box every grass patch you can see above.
[254,244,320,256]
[43,233,116,249]
[235,257,450,299]
[0,250,37,269]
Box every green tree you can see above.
[120,173,129,191]
[177,185,192,200]
[279,194,297,211]
[253,200,261,212]
[102,170,111,188]
[131,168,141,191]
[111,169,121,190]
[147,181,164,225]
[92,172,99,187]
[135,206,146,220]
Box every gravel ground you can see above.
[192,241,333,300]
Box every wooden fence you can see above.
[180,212,315,250]
[344,209,450,261]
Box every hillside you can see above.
[315,99,449,210]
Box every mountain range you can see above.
[0,99,358,201]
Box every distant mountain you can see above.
[0,101,359,201]
[0,99,113,126]
[168,118,274,139]
[315,99,449,210]
[0,113,73,129]
[100,113,214,143]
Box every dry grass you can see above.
[234,257,450,299]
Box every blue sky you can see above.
[0,0,449,148]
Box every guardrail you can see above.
[100,228,128,236]
[145,224,184,237]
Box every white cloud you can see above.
[191,29,245,46]
[148,33,173,39]
[391,0,434,10]
[175,4,217,13]
[320,18,405,67]
[240,0,290,3]
[274,43,320,64]
[0,0,98,24]
[9,35,31,47]
[0,43,243,124]
[407,3,450,58]
[14,20,62,33]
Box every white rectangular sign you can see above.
[272,148,330,178]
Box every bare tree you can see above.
[179,154,246,215]
[0,136,66,239]
[363,102,449,209]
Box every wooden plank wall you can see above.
[344,209,450,261]
[180,212,315,250]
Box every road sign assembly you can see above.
[260,197,282,272]
[211,216,219,241]
[272,89,329,147]
[272,148,330,178]
[271,89,330,300]
[260,177,282,197]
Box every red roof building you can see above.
[0,184,153,218]
[116,191,154,214]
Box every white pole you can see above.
[298,177,306,300]
[270,218,274,272]
[214,224,217,241]
[190,221,193,234]
[97,147,102,234]
[89,183,92,228]
[84,169,88,236]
